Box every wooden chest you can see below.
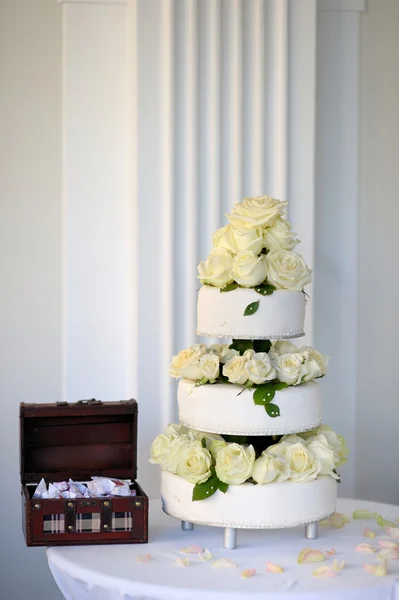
[20,399,148,546]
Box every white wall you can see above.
[356,0,399,505]
[0,1,63,598]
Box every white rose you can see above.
[207,344,225,356]
[219,347,240,364]
[165,423,190,438]
[265,250,312,291]
[311,425,349,467]
[227,195,287,228]
[210,439,227,458]
[191,430,225,449]
[306,434,339,479]
[162,436,192,473]
[242,349,255,360]
[275,353,304,385]
[197,247,234,287]
[199,353,220,382]
[263,216,299,252]
[283,442,321,483]
[252,453,291,484]
[222,355,248,385]
[149,432,175,465]
[169,344,207,378]
[245,352,276,384]
[271,340,299,355]
[231,250,267,287]
[176,441,212,484]
[213,224,264,255]
[215,443,255,485]
[279,434,306,445]
[299,346,329,381]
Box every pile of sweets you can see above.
[32,476,136,499]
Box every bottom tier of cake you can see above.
[161,471,337,529]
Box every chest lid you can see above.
[20,399,138,485]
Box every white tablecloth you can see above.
[47,497,399,600]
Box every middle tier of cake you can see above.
[178,379,321,435]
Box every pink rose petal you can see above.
[326,549,336,557]
[213,558,236,569]
[385,527,399,539]
[298,548,326,564]
[241,568,256,578]
[355,543,375,553]
[266,561,284,573]
[174,557,189,568]
[312,566,337,578]
[136,554,152,563]
[379,540,399,551]
[364,527,376,538]
[364,560,387,576]
[332,559,345,572]
[320,513,350,529]
[363,563,378,575]
[181,544,203,554]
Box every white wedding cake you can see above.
[150,195,348,549]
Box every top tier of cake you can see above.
[197,286,305,340]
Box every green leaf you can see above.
[220,282,238,293]
[253,340,271,353]
[265,403,280,418]
[244,301,260,316]
[201,437,207,448]
[273,381,288,391]
[217,480,228,494]
[229,339,254,354]
[254,284,276,296]
[192,468,228,501]
[253,384,275,405]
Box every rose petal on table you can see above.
[376,549,399,560]
[180,544,203,554]
[364,527,376,538]
[198,549,213,561]
[320,513,350,529]
[364,560,388,576]
[355,543,376,553]
[326,549,336,557]
[213,558,237,569]
[298,548,326,564]
[241,568,256,578]
[136,554,152,563]
[174,557,189,568]
[377,515,397,527]
[332,559,345,572]
[378,540,399,551]
[312,566,337,578]
[266,561,284,573]
[353,510,378,520]
[384,527,399,539]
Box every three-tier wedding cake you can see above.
[150,195,348,549]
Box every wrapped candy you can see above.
[32,476,137,499]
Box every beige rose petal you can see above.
[213,559,237,569]
[174,557,189,568]
[198,549,213,561]
[376,549,399,560]
[241,568,256,578]
[353,510,378,520]
[320,513,350,529]
[377,515,397,527]
[332,559,345,572]
[298,548,326,564]
[312,566,337,578]
[355,543,375,553]
[266,561,284,573]
[364,560,388,576]
[136,554,152,563]
[326,549,336,557]
[181,544,203,554]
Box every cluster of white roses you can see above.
[197,196,312,291]
[149,423,348,489]
[169,341,328,387]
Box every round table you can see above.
[47,497,399,600]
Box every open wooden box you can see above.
[20,399,148,546]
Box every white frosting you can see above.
[196,286,305,339]
[161,471,337,528]
[178,379,321,435]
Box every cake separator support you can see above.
[305,521,318,539]
[224,527,237,550]
[181,521,194,531]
